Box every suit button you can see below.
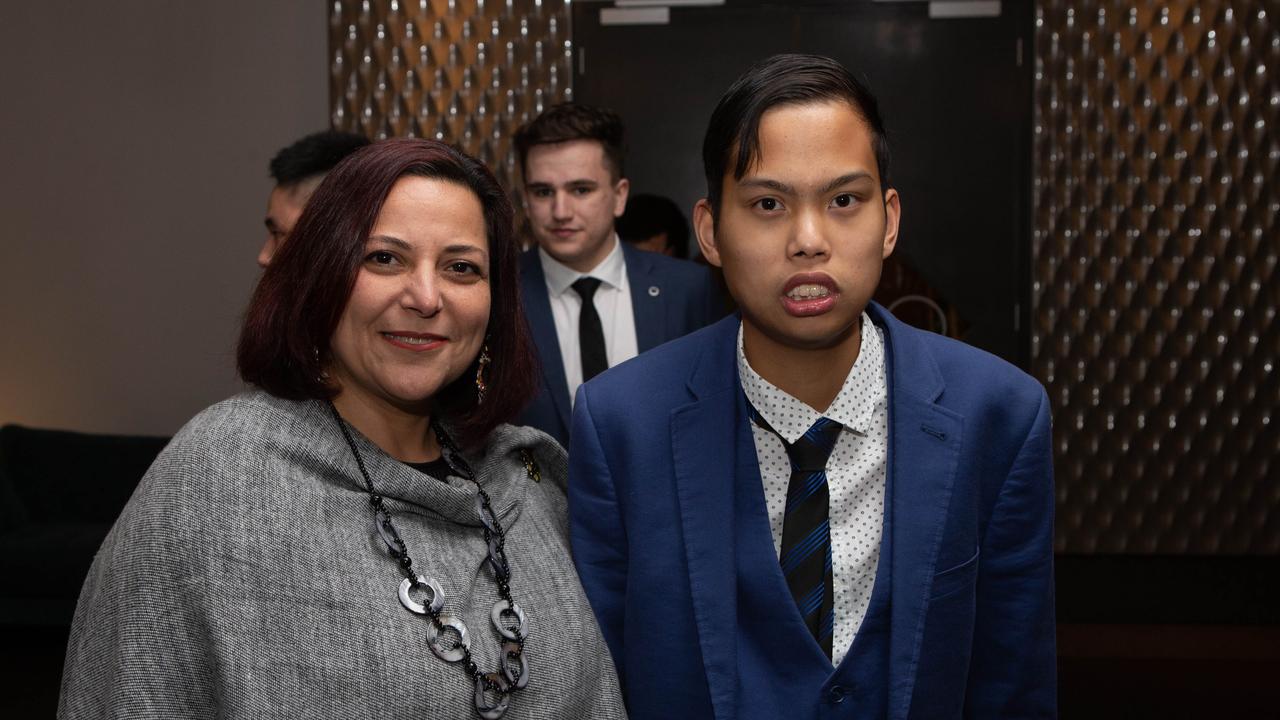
[827,685,847,704]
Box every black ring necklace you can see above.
[327,401,529,719]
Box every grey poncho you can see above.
[59,391,627,719]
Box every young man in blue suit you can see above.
[569,55,1056,718]
[515,103,720,446]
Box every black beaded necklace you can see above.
[327,402,529,720]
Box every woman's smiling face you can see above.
[328,175,491,415]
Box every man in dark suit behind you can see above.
[514,103,719,446]
[569,54,1056,719]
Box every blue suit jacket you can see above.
[517,242,719,446]
[569,304,1057,719]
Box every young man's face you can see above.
[522,139,629,273]
[694,100,900,354]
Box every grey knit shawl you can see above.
[59,391,627,719]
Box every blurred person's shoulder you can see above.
[632,244,712,283]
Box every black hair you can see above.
[616,193,690,259]
[269,130,372,186]
[701,54,891,213]
[514,103,626,181]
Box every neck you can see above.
[548,232,616,274]
[743,316,862,412]
[330,390,440,463]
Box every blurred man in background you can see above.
[258,129,369,267]
[513,103,719,446]
[617,192,690,259]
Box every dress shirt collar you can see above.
[737,312,886,443]
[537,234,626,296]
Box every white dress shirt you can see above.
[539,236,639,406]
[737,313,888,666]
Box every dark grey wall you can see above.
[0,1,328,435]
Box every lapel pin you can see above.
[648,286,660,297]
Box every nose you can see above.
[789,206,829,259]
[550,190,572,221]
[402,268,443,317]
[257,233,282,269]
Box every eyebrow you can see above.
[818,171,875,194]
[737,171,875,196]
[527,179,599,188]
[368,236,487,257]
[442,244,487,257]
[368,235,412,251]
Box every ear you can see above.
[693,199,723,267]
[881,188,900,259]
[612,177,630,217]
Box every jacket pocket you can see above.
[929,547,979,600]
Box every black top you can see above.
[404,457,453,482]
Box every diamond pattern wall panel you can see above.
[329,0,572,191]
[1034,2,1279,553]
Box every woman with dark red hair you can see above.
[60,140,626,720]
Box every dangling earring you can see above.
[475,343,491,404]
[314,347,329,381]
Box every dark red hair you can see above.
[237,139,538,449]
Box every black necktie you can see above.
[572,277,608,382]
[753,407,843,657]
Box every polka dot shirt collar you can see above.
[737,313,886,443]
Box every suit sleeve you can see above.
[964,387,1057,718]
[568,384,629,678]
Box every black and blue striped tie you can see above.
[753,408,843,657]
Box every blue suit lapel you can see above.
[868,304,966,719]
[519,250,572,435]
[622,242,666,352]
[670,317,742,720]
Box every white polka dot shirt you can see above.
[737,314,888,667]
